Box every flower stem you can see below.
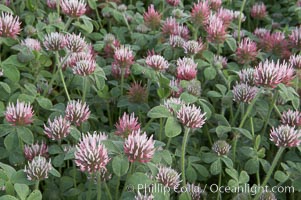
[261,91,278,137]
[142,118,155,131]
[55,52,71,101]
[232,131,240,165]
[123,13,132,35]
[237,0,247,43]
[181,127,190,187]
[73,161,77,188]
[87,174,93,200]
[218,162,222,200]
[106,101,113,127]
[35,180,39,190]
[159,118,163,141]
[253,147,285,200]
[97,173,102,200]
[82,76,88,102]
[104,181,113,200]
[56,0,60,16]
[64,17,73,31]
[239,91,261,129]
[59,68,71,102]
[115,176,120,200]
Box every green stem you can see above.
[59,68,71,101]
[142,118,155,131]
[35,180,39,190]
[240,103,245,122]
[166,137,172,149]
[104,182,113,200]
[73,161,77,188]
[95,8,103,29]
[56,0,60,16]
[106,101,113,128]
[87,174,93,200]
[159,118,163,141]
[97,173,102,200]
[218,163,222,200]
[261,91,278,137]
[115,176,120,200]
[250,117,255,138]
[237,0,247,43]
[54,52,71,101]
[239,91,261,129]
[273,104,282,118]
[256,169,261,186]
[253,147,285,200]
[181,127,190,187]
[120,68,125,96]
[232,131,239,165]
[82,77,88,102]
[64,17,73,31]
[217,69,229,90]
[193,25,200,40]
[123,13,132,34]
[43,62,58,97]
[204,124,212,146]
[231,103,242,126]
[122,162,134,195]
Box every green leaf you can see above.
[14,183,29,200]
[210,159,221,175]
[0,195,18,200]
[180,93,198,104]
[254,135,261,150]
[202,50,214,62]
[0,4,13,13]
[49,168,61,178]
[225,37,237,52]
[221,157,233,168]
[192,164,209,178]
[4,132,18,151]
[186,165,197,183]
[244,158,259,175]
[0,162,16,179]
[18,94,35,103]
[165,117,182,138]
[70,126,81,141]
[179,192,192,200]
[48,144,63,155]
[225,168,238,180]
[161,150,172,165]
[24,84,38,97]
[0,124,14,137]
[127,172,152,189]
[202,152,218,164]
[238,171,249,184]
[87,0,97,9]
[232,128,253,140]
[0,82,11,94]
[147,106,172,118]
[2,65,20,82]
[36,96,53,110]
[216,126,231,138]
[11,170,33,185]
[292,177,301,191]
[204,67,217,80]
[112,155,129,177]
[60,176,74,192]
[17,127,34,144]
[27,190,42,200]
[274,171,288,183]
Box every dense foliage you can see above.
[0,0,301,199]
